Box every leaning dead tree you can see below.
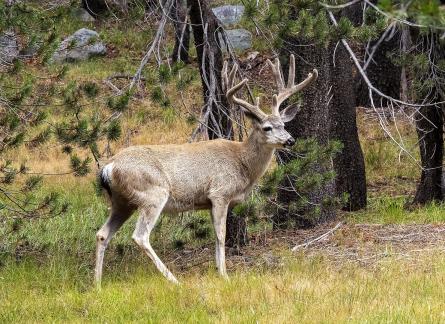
[189,0,250,247]
[188,0,233,140]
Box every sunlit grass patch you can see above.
[2,254,445,323]
[357,109,419,185]
[348,195,445,224]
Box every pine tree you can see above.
[261,139,343,227]
[0,1,69,221]
[0,1,126,223]
[254,0,375,226]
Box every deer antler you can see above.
[267,54,318,116]
[222,61,267,121]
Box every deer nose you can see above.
[285,137,295,147]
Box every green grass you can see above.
[2,181,445,323]
[2,253,445,323]
[6,180,443,266]
[348,196,445,224]
[2,4,445,321]
[0,180,214,261]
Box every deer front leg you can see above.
[210,199,229,279]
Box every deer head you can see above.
[222,54,318,148]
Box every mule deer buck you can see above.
[95,54,318,286]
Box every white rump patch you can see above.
[102,162,114,182]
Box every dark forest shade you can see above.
[81,0,108,17]
[356,31,402,107]
[355,0,401,107]
[189,0,232,139]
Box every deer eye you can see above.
[262,126,272,132]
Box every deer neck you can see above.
[241,129,275,184]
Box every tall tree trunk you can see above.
[411,29,445,205]
[275,5,367,226]
[330,5,367,211]
[189,0,247,247]
[171,0,190,63]
[413,105,444,204]
[275,42,336,228]
[330,42,367,211]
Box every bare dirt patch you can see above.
[167,222,445,273]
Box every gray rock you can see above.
[219,29,252,52]
[51,28,106,63]
[72,8,96,22]
[212,5,244,26]
[0,29,19,64]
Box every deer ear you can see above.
[280,104,301,123]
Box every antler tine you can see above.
[226,78,248,103]
[294,68,318,92]
[267,58,285,91]
[222,61,267,121]
[287,54,295,88]
[269,54,318,115]
[272,94,279,116]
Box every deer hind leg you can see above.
[95,204,133,288]
[132,188,179,284]
[211,199,229,279]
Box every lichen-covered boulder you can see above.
[51,28,106,63]
[219,29,252,53]
[0,29,19,64]
[212,5,244,27]
[72,8,95,22]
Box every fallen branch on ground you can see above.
[291,222,343,252]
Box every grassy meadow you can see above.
[2,4,445,323]
[3,253,445,323]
